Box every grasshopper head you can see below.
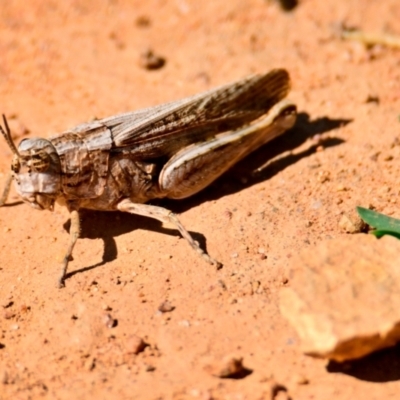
[1,115,62,210]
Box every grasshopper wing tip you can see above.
[258,68,292,106]
[270,68,290,78]
[269,68,291,88]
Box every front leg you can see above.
[117,199,221,269]
[0,172,13,206]
[58,209,81,288]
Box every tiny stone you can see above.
[2,300,13,308]
[336,184,347,192]
[102,313,117,328]
[204,356,246,378]
[135,15,151,27]
[365,94,379,104]
[144,364,156,372]
[20,305,30,314]
[370,152,380,161]
[217,280,227,290]
[224,209,233,219]
[383,154,394,161]
[266,380,290,400]
[126,335,147,355]
[294,374,309,385]
[338,208,366,234]
[317,170,330,183]
[0,369,8,384]
[84,357,96,371]
[139,49,166,70]
[3,310,15,320]
[158,300,175,313]
[312,134,323,143]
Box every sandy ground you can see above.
[1,0,400,399]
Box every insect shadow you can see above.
[64,112,351,280]
[1,200,23,207]
[168,112,351,212]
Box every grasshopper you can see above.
[0,69,296,287]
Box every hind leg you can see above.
[158,100,296,199]
[117,199,222,268]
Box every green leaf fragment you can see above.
[356,206,400,239]
[371,230,400,239]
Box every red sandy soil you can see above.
[1,1,400,399]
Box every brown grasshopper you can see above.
[0,69,296,287]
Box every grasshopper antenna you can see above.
[0,114,18,206]
[0,114,20,158]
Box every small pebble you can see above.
[135,15,151,28]
[84,357,96,371]
[126,335,147,355]
[3,310,15,320]
[204,356,247,378]
[338,211,366,234]
[139,49,166,70]
[158,301,175,313]
[144,364,156,372]
[102,313,117,328]
[295,374,309,385]
[317,170,330,183]
[0,369,8,384]
[383,154,394,161]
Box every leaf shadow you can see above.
[64,112,351,281]
[326,343,400,382]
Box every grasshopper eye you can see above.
[30,152,51,173]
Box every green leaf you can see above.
[357,207,400,238]
[371,230,400,239]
